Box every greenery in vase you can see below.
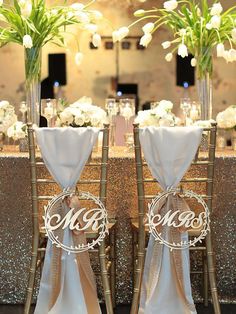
[113,0,236,79]
[0,0,105,79]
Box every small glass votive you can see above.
[217,129,226,149]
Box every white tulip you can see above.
[231,28,236,41]
[191,58,197,67]
[210,15,221,29]
[229,49,236,62]
[162,41,171,49]
[19,0,32,18]
[92,33,101,47]
[206,23,213,30]
[70,3,85,11]
[112,30,120,43]
[76,12,90,24]
[84,23,98,34]
[178,43,188,58]
[0,14,7,22]
[210,3,223,16]
[89,10,103,20]
[216,43,225,57]
[165,53,173,62]
[117,27,129,40]
[23,35,33,48]
[134,9,145,17]
[142,22,155,34]
[75,52,84,66]
[179,28,187,36]
[140,33,152,47]
[163,0,178,11]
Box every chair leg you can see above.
[110,228,116,308]
[24,241,39,314]
[203,250,209,307]
[132,228,138,290]
[99,240,114,314]
[205,233,221,314]
[131,226,145,314]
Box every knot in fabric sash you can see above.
[48,194,100,314]
[146,191,196,313]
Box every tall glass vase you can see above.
[196,51,213,120]
[24,47,42,125]
[197,72,213,120]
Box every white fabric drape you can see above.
[138,126,203,314]
[34,127,100,314]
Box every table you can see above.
[0,147,235,304]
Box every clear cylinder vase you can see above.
[24,47,42,126]
[197,72,213,121]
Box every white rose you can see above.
[152,106,167,117]
[83,113,90,123]
[163,0,178,11]
[74,114,85,126]
[162,41,171,49]
[158,100,173,111]
[60,109,73,124]
[165,53,173,62]
[216,43,225,57]
[210,15,221,29]
[0,108,4,118]
[75,52,84,66]
[19,0,32,17]
[23,35,33,48]
[232,28,236,41]
[191,58,197,67]
[0,100,9,109]
[178,43,188,58]
[210,3,223,16]
[142,22,155,34]
[91,115,101,127]
[140,33,152,47]
[92,33,101,48]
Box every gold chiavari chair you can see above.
[131,122,221,314]
[24,123,116,314]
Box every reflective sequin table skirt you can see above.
[0,147,235,304]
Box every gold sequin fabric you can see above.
[0,147,235,304]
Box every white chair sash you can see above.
[34,127,101,314]
[138,126,203,314]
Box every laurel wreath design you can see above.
[43,188,108,254]
[147,188,210,250]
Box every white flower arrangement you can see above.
[216,106,236,130]
[0,101,17,133]
[7,121,27,141]
[113,1,236,78]
[135,100,180,127]
[56,96,107,128]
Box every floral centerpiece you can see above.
[56,96,107,128]
[113,1,236,120]
[135,100,180,127]
[0,0,105,125]
[7,121,27,141]
[216,106,236,130]
[0,100,17,134]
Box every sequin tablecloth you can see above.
[0,147,235,304]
